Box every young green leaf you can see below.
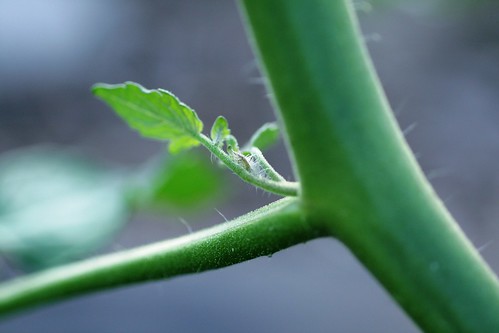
[210,116,231,147]
[92,82,203,153]
[92,82,298,197]
[245,122,280,152]
[226,135,240,152]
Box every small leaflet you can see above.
[93,81,203,153]
[210,116,231,147]
[246,122,280,152]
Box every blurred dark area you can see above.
[1,0,498,332]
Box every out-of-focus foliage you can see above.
[136,151,223,212]
[0,147,128,269]
[367,0,495,12]
[0,146,224,270]
[243,122,280,152]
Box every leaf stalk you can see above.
[196,133,298,197]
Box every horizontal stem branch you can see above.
[0,198,325,317]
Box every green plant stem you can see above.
[0,198,325,316]
[240,0,499,332]
[195,133,298,196]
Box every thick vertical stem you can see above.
[240,0,499,332]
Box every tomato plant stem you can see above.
[240,0,499,332]
[0,198,325,316]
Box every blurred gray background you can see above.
[0,0,498,332]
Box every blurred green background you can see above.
[0,0,498,332]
